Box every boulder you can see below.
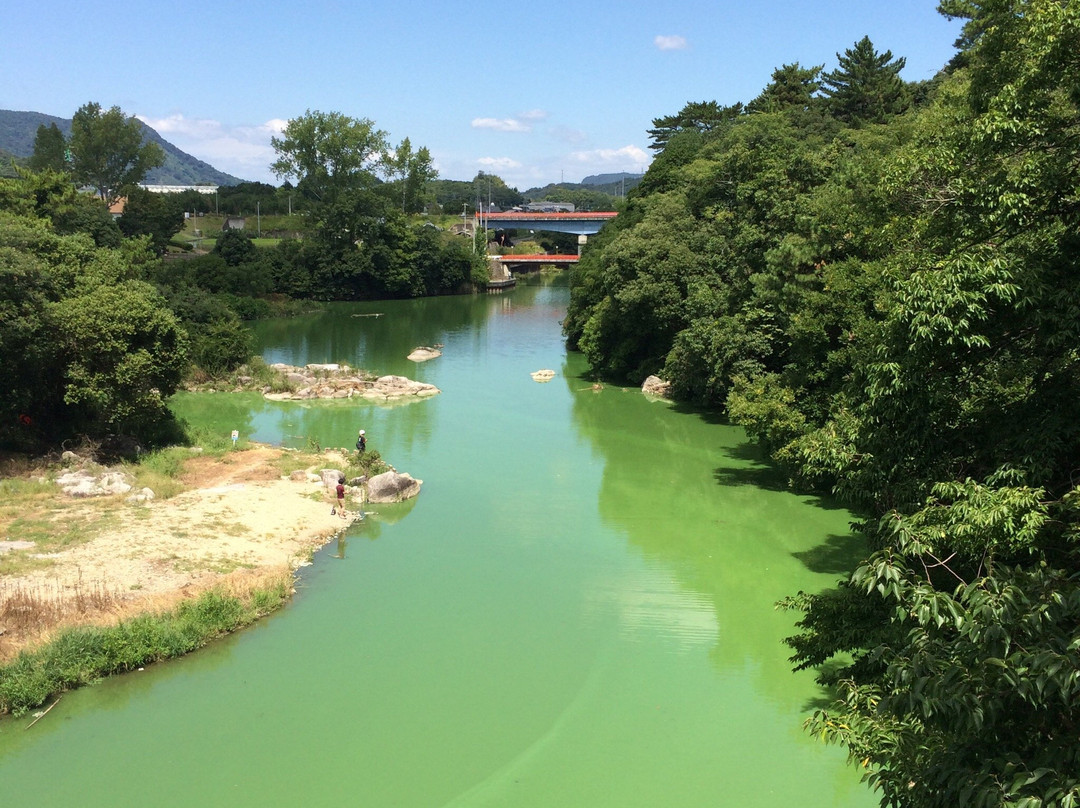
[366,471,423,503]
[56,469,134,498]
[321,468,344,488]
[641,375,673,398]
[407,347,442,362]
[531,369,556,382]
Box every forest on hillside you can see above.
[565,2,1080,805]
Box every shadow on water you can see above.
[800,660,855,712]
[712,440,792,492]
[793,532,868,575]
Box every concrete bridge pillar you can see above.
[577,234,587,256]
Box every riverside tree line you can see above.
[1,106,488,453]
[565,2,1079,805]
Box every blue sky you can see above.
[3,1,962,189]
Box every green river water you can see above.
[0,275,875,807]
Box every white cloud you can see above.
[518,109,548,122]
[472,117,532,133]
[569,145,651,169]
[477,156,523,170]
[654,34,688,51]
[136,113,284,182]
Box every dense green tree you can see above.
[768,5,1080,805]
[68,102,164,206]
[189,316,252,375]
[270,110,388,203]
[747,62,824,113]
[533,187,618,212]
[49,280,188,436]
[821,36,911,124]
[117,187,184,254]
[385,137,438,213]
[430,173,524,214]
[646,100,743,152]
[0,225,59,449]
[28,123,67,174]
[214,227,258,267]
[0,180,188,448]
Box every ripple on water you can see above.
[585,566,719,652]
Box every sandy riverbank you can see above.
[0,446,357,662]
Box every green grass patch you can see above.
[0,581,292,717]
[0,507,118,576]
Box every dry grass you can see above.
[0,566,294,663]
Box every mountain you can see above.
[580,172,644,187]
[0,109,247,186]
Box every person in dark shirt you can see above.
[336,475,347,518]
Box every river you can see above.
[0,275,874,807]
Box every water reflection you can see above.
[562,353,867,709]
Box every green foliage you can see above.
[430,172,524,214]
[69,102,164,206]
[189,316,253,376]
[28,123,67,174]
[117,186,185,254]
[270,110,388,204]
[820,36,911,125]
[647,100,744,152]
[0,180,191,449]
[385,137,438,213]
[214,226,258,266]
[49,280,189,435]
[747,62,824,114]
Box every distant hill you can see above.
[580,172,644,187]
[523,173,643,201]
[0,109,247,186]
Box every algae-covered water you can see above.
[0,276,874,806]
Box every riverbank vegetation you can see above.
[0,572,292,717]
[0,442,380,715]
[566,2,1079,805]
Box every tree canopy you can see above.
[270,110,389,203]
[69,102,164,206]
[820,36,910,124]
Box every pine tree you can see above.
[821,36,909,124]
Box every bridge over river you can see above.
[478,210,617,236]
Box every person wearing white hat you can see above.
[356,429,366,453]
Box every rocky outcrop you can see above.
[366,471,423,503]
[56,469,134,498]
[318,466,421,504]
[641,375,673,399]
[262,364,440,402]
[531,369,556,382]
[407,347,442,362]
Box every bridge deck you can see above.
[492,254,579,263]
[478,211,617,236]
[480,212,617,221]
